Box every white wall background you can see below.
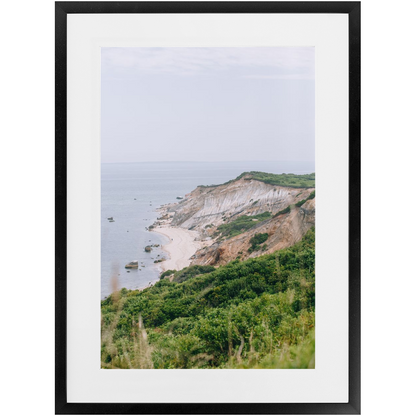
[0,0,415,414]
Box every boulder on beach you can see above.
[144,246,152,252]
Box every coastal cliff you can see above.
[103,171,316,369]
[155,172,315,266]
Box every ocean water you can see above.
[101,161,314,299]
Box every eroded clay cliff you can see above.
[161,173,315,265]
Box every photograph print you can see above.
[100,47,315,369]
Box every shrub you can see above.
[295,190,315,207]
[273,206,291,217]
[160,270,176,279]
[101,229,315,369]
[217,212,271,239]
[249,233,269,247]
[172,265,216,283]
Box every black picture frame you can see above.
[55,2,360,414]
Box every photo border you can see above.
[55,2,360,414]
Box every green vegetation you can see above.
[248,233,269,253]
[274,205,291,218]
[308,190,315,200]
[161,266,215,282]
[101,228,315,369]
[295,190,316,207]
[171,265,216,283]
[198,172,315,189]
[216,212,272,239]
[160,270,176,279]
[236,171,315,188]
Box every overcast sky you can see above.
[101,47,314,163]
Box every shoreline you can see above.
[149,202,213,275]
[152,225,203,272]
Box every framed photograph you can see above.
[56,1,360,414]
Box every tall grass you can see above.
[101,312,154,369]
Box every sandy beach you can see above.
[152,226,203,272]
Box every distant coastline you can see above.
[101,163,315,298]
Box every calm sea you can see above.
[101,161,314,299]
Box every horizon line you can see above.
[101,160,316,165]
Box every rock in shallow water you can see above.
[125,261,139,269]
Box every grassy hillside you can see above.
[101,228,315,369]
[237,171,315,188]
[199,172,315,189]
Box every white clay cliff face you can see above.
[162,174,315,266]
